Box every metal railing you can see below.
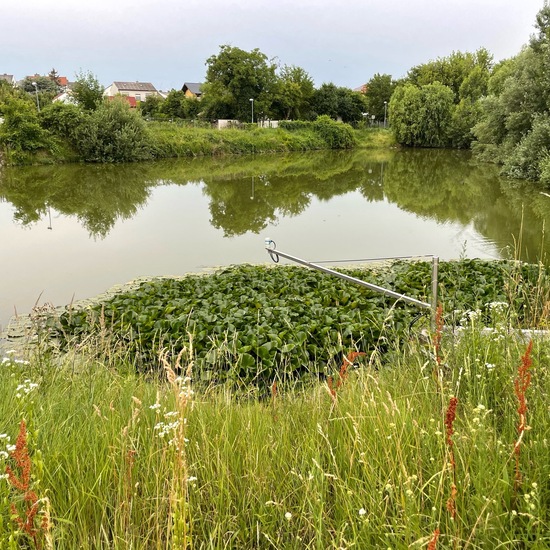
[264,238,439,322]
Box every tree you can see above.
[202,45,278,121]
[389,82,454,147]
[71,70,104,111]
[406,49,492,100]
[272,65,314,120]
[363,73,396,121]
[312,84,366,123]
[20,76,58,94]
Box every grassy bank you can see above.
[2,259,548,547]
[0,313,548,548]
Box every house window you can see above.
[135,94,141,101]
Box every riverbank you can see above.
[5,118,396,166]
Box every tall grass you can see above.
[1,310,549,548]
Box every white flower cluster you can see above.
[175,376,194,400]
[1,350,30,366]
[459,309,482,326]
[153,410,189,448]
[0,433,15,465]
[488,301,508,313]
[15,379,39,399]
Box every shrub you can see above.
[312,115,356,149]
[39,102,86,142]
[0,97,51,153]
[75,98,153,162]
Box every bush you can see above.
[0,97,52,153]
[39,102,86,141]
[312,115,356,149]
[75,98,153,162]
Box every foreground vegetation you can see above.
[1,297,549,548]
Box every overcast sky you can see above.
[2,0,545,91]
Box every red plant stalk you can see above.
[433,304,444,369]
[5,420,44,549]
[327,351,366,401]
[514,340,533,490]
[444,397,458,519]
[427,528,440,550]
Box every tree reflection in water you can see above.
[1,149,549,262]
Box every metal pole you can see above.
[265,244,431,310]
[431,256,439,326]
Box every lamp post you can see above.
[383,100,387,128]
[31,81,40,112]
[249,98,254,124]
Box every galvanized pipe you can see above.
[265,244,432,310]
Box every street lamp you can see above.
[249,98,254,124]
[383,100,387,128]
[31,81,40,112]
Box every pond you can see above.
[1,148,548,329]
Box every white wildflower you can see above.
[358,508,367,516]
[285,512,292,521]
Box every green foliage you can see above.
[70,70,104,111]
[502,114,550,181]
[312,115,356,148]
[75,98,153,162]
[39,102,86,141]
[1,326,550,547]
[312,83,367,123]
[203,45,278,121]
[0,97,51,153]
[20,75,59,95]
[272,64,315,120]
[390,82,454,147]
[406,48,492,100]
[159,90,201,120]
[473,5,550,182]
[57,260,545,388]
[363,73,396,121]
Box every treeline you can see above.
[388,3,550,185]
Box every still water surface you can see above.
[1,148,548,329]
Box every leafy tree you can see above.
[202,45,278,121]
[159,90,201,120]
[71,70,104,111]
[272,65,315,120]
[406,49,492,100]
[389,82,454,147]
[312,83,366,123]
[140,94,165,118]
[20,76,58,94]
[39,102,85,142]
[363,73,396,121]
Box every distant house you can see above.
[0,74,15,86]
[181,82,203,99]
[103,81,159,102]
[354,84,368,94]
[52,90,77,105]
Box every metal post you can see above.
[431,256,439,327]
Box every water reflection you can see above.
[1,150,547,263]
